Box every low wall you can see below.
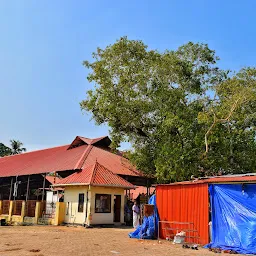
[23,217,35,224]
[0,215,9,221]
[11,215,23,224]
[0,200,65,226]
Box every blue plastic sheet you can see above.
[129,195,159,239]
[207,184,256,254]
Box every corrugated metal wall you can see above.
[156,183,209,245]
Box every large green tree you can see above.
[81,37,256,182]
[198,68,256,175]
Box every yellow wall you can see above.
[64,186,88,224]
[11,215,23,223]
[0,201,26,224]
[54,202,66,225]
[89,186,124,225]
[63,186,125,225]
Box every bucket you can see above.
[0,219,6,226]
[174,235,185,244]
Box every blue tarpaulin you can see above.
[129,195,159,239]
[207,184,256,254]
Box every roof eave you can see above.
[52,182,135,189]
[91,183,136,189]
[52,183,90,187]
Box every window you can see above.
[78,193,84,212]
[66,202,69,215]
[95,194,111,213]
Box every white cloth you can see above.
[132,205,139,228]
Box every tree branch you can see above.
[205,98,240,154]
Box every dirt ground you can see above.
[0,225,234,256]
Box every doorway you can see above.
[114,195,121,222]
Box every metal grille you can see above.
[43,201,56,218]
[26,200,37,217]
[13,200,23,215]
[2,200,10,215]
[158,221,200,245]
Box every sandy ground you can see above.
[0,225,232,256]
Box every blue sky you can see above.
[1,0,256,151]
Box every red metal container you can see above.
[156,183,209,245]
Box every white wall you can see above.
[46,191,58,203]
[63,185,125,225]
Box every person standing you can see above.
[132,201,140,228]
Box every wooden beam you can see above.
[41,174,46,201]
[9,177,13,201]
[25,175,30,201]
[13,176,18,201]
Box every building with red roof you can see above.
[52,161,136,225]
[0,135,147,199]
[0,135,151,226]
[0,135,143,178]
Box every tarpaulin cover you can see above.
[207,184,256,254]
[129,195,159,239]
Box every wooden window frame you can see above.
[78,193,85,213]
[95,194,111,213]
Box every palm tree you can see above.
[9,140,26,155]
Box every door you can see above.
[114,195,121,222]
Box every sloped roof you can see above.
[45,175,61,184]
[55,161,135,189]
[156,174,256,186]
[67,136,111,149]
[0,136,142,178]
[129,186,155,200]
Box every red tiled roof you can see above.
[82,146,142,177]
[67,136,111,149]
[129,186,155,200]
[45,175,61,184]
[0,136,143,178]
[80,136,110,145]
[156,174,256,186]
[55,161,135,189]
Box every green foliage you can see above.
[81,37,256,182]
[198,68,256,175]
[0,140,26,157]
[0,143,11,157]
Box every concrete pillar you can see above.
[8,201,13,222]
[54,202,60,225]
[54,202,65,226]
[34,201,41,224]
[0,200,2,215]
[20,201,26,222]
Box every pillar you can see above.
[20,201,26,222]
[54,202,60,225]
[0,200,2,215]
[34,201,41,224]
[54,202,65,226]
[8,201,13,222]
